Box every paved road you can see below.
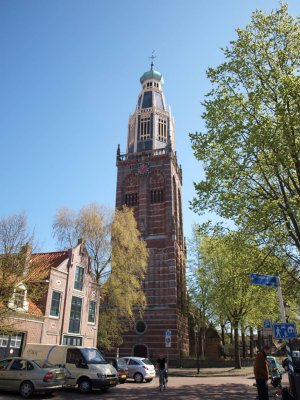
[0,374,268,400]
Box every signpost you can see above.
[250,273,278,287]
[250,272,296,398]
[165,330,171,369]
[273,323,297,340]
[263,319,272,332]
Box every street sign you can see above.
[165,329,172,338]
[273,323,297,339]
[165,336,171,347]
[263,319,273,333]
[250,273,278,287]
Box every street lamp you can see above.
[194,325,200,374]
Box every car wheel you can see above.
[134,372,144,383]
[78,378,92,393]
[19,381,34,398]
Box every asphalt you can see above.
[168,366,254,378]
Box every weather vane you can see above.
[149,50,156,70]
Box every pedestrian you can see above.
[254,344,271,400]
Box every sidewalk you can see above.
[168,366,254,378]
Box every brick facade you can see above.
[1,241,100,357]
[115,67,189,364]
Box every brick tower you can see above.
[115,64,189,365]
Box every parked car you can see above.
[267,356,283,378]
[105,357,128,383]
[22,344,118,393]
[123,356,155,383]
[0,357,66,398]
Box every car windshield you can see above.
[117,358,127,368]
[32,359,55,368]
[142,358,153,366]
[80,348,106,364]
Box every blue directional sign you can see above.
[165,329,172,338]
[263,319,272,330]
[273,323,297,339]
[250,273,279,287]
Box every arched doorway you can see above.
[133,344,147,358]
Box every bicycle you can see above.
[158,369,167,392]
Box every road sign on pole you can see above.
[165,336,171,347]
[250,273,279,287]
[263,319,273,334]
[273,323,297,339]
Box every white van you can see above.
[22,344,118,393]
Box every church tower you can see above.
[115,64,189,364]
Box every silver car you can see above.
[0,357,66,398]
[123,356,156,383]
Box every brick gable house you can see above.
[0,240,100,358]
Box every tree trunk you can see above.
[234,326,241,369]
[249,327,254,358]
[242,331,246,358]
[200,327,205,360]
[221,324,225,345]
[257,329,263,350]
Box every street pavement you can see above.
[0,368,289,400]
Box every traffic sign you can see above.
[273,323,297,339]
[165,329,172,338]
[263,319,273,333]
[250,273,278,287]
[165,336,171,348]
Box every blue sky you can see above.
[1,0,299,251]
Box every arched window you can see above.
[123,175,138,207]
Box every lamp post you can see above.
[194,325,200,374]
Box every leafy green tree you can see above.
[53,204,148,349]
[196,229,286,368]
[187,224,216,359]
[190,4,300,283]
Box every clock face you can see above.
[137,163,151,175]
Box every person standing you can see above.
[254,345,271,400]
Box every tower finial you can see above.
[149,50,156,70]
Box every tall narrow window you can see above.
[14,289,25,308]
[125,193,138,206]
[74,266,84,291]
[88,301,96,323]
[158,118,167,142]
[50,291,62,317]
[68,296,82,334]
[140,116,151,140]
[150,190,164,204]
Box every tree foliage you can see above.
[190,4,300,282]
[0,212,37,330]
[53,204,148,349]
[189,227,296,367]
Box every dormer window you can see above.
[14,289,25,308]
[8,283,29,312]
